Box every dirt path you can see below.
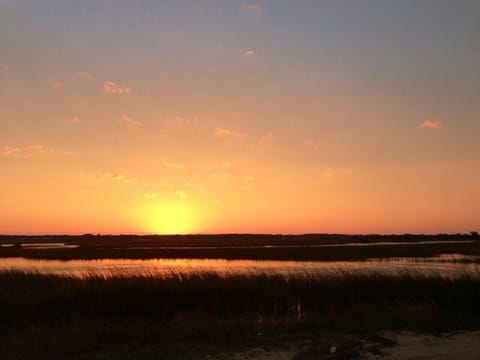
[366,331,480,359]
[206,331,480,359]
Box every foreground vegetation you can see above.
[2,234,480,358]
[1,271,480,358]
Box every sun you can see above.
[140,201,201,235]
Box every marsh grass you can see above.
[2,271,480,358]
[2,271,480,322]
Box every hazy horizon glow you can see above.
[1,1,479,235]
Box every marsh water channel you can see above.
[0,254,479,279]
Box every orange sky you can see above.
[1,1,479,234]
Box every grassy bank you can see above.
[1,271,480,358]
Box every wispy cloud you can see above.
[244,49,255,56]
[50,80,61,90]
[419,120,443,130]
[210,172,232,179]
[121,114,142,126]
[69,116,80,124]
[1,144,76,158]
[242,3,262,14]
[1,145,20,157]
[97,172,133,184]
[78,71,92,79]
[304,139,319,150]
[321,167,353,178]
[244,175,255,181]
[163,161,185,169]
[172,116,198,125]
[144,193,159,199]
[102,81,131,95]
[322,168,333,178]
[214,127,247,140]
[221,161,233,168]
[175,190,187,199]
[260,132,274,143]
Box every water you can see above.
[0,243,79,249]
[0,255,479,279]
[104,239,475,250]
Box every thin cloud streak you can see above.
[419,120,443,129]
[121,114,142,126]
[172,116,198,125]
[1,144,76,158]
[214,127,248,140]
[69,116,80,124]
[78,71,92,79]
[102,81,131,95]
[259,132,274,143]
[97,173,133,184]
[175,190,187,199]
[210,172,232,179]
[242,3,262,14]
[163,161,185,169]
[304,139,319,150]
[50,81,61,90]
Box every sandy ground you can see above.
[206,331,480,359]
[366,331,480,360]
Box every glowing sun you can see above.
[140,202,201,235]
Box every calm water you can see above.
[0,255,479,279]
[0,243,79,249]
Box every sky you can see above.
[1,0,479,235]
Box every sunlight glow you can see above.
[2,1,479,234]
[140,202,201,235]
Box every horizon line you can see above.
[1,232,478,237]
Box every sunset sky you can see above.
[1,1,479,235]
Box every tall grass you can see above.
[2,271,480,323]
[2,271,480,358]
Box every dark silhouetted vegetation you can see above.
[1,271,480,358]
[2,271,480,323]
[1,233,480,261]
[2,234,480,358]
